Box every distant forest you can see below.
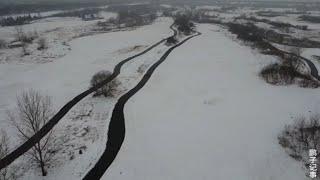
[0,0,320,16]
[0,2,108,16]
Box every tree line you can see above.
[0,15,40,27]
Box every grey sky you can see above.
[0,0,313,2]
[0,0,317,5]
[0,0,108,4]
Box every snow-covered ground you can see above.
[0,12,117,42]
[102,23,320,180]
[302,48,320,71]
[0,10,63,19]
[202,7,320,42]
[0,5,111,19]
[271,42,320,74]
[261,15,320,41]
[0,12,117,64]
[1,5,320,179]
[22,27,176,180]
[0,17,175,179]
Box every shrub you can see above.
[297,79,320,88]
[228,23,263,42]
[259,60,318,88]
[165,36,178,46]
[37,38,48,50]
[260,63,297,85]
[90,70,120,97]
[137,64,148,74]
[174,13,194,35]
[0,39,6,49]
[278,115,320,176]
[15,26,38,44]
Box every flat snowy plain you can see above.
[0,17,173,179]
[103,24,320,180]
[0,8,320,180]
[0,17,172,131]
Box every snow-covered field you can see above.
[203,6,320,42]
[103,24,320,180]
[1,4,320,180]
[0,17,174,179]
[271,42,320,73]
[0,12,117,64]
[0,17,172,126]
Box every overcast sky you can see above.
[0,0,316,5]
[0,0,106,4]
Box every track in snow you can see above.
[0,34,169,171]
[82,31,201,180]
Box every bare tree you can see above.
[0,130,17,180]
[14,26,25,42]
[14,26,37,43]
[14,26,29,55]
[7,90,55,176]
[0,130,10,180]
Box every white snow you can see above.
[271,42,320,74]
[0,13,118,64]
[102,24,320,180]
[4,17,175,180]
[21,18,182,180]
[0,17,172,149]
[1,6,320,179]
